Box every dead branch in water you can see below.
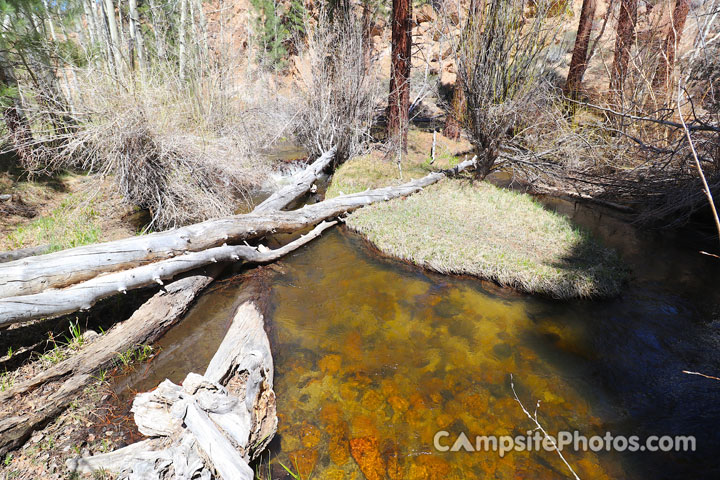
[66,301,275,480]
[510,374,581,480]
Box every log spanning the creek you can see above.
[0,156,477,325]
[0,146,338,300]
[66,301,276,480]
[0,148,331,455]
[0,221,337,327]
[253,145,336,213]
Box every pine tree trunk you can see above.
[653,0,690,92]
[443,78,465,140]
[387,0,412,152]
[564,0,597,98]
[610,0,637,98]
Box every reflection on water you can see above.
[116,198,720,479]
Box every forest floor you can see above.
[330,129,626,298]
[0,290,159,479]
[1,370,128,480]
[0,156,139,252]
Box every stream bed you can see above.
[112,198,720,479]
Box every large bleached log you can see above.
[0,148,335,298]
[0,156,477,299]
[0,221,336,327]
[0,269,220,457]
[253,146,336,213]
[67,301,276,480]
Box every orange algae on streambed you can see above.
[267,230,625,479]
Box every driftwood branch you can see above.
[253,146,336,213]
[67,301,275,480]
[0,221,336,327]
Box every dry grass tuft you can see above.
[337,160,624,298]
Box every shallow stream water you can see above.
[113,198,720,479]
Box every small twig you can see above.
[510,374,581,480]
[677,85,720,244]
[683,370,720,382]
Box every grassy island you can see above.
[328,138,624,299]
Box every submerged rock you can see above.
[349,436,385,480]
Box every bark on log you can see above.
[0,157,477,300]
[0,269,220,457]
[0,221,336,327]
[67,301,275,480]
[253,146,336,213]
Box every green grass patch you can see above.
[326,129,470,198]
[5,194,101,252]
[344,178,625,299]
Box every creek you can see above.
[111,195,720,479]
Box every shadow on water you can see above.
[112,195,720,479]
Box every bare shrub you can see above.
[453,0,564,178]
[291,9,382,163]
[4,61,290,229]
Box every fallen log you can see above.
[0,149,334,456]
[0,220,336,327]
[67,301,276,480]
[0,156,477,300]
[0,269,220,457]
[253,146,336,213]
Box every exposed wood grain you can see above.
[0,221,336,326]
[67,301,275,480]
[0,156,476,300]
